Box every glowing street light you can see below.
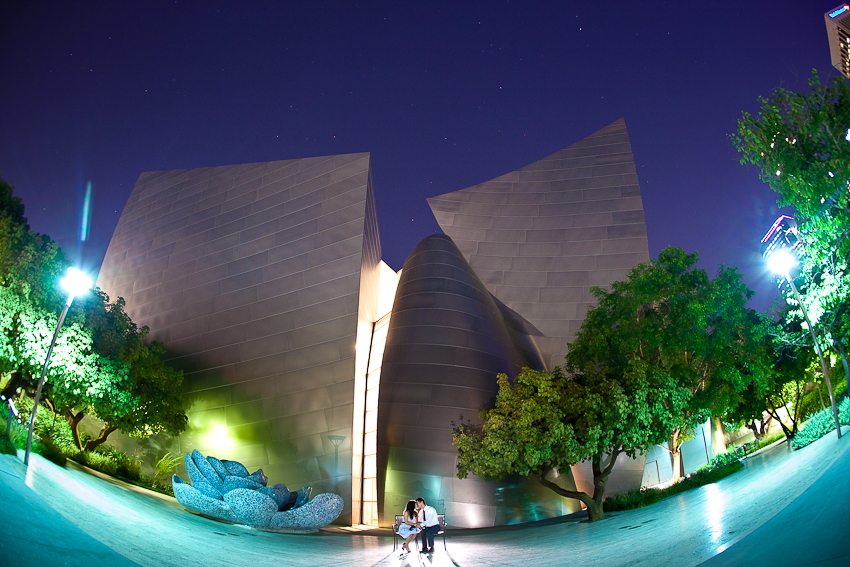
[24,267,93,465]
[765,248,841,439]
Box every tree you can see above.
[0,285,136,442]
[734,70,850,263]
[64,291,187,451]
[0,177,67,310]
[571,247,771,480]
[0,176,187,451]
[726,315,816,441]
[734,70,850,393]
[453,366,670,522]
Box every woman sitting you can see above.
[397,500,421,555]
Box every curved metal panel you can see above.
[377,234,577,527]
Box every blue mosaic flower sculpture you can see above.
[172,450,344,533]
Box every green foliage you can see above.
[567,247,771,474]
[0,175,187,452]
[71,450,119,477]
[455,247,772,519]
[453,362,675,520]
[454,368,589,482]
[603,486,666,511]
[605,452,745,512]
[93,445,142,481]
[154,452,182,487]
[735,71,850,419]
[0,435,15,455]
[35,435,68,466]
[791,397,850,449]
[734,70,850,264]
[798,377,846,420]
[110,339,187,439]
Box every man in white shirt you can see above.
[415,497,439,553]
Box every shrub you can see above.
[605,453,744,512]
[114,452,142,481]
[72,450,119,477]
[1,405,28,450]
[154,452,182,487]
[35,435,68,466]
[800,378,847,420]
[604,487,665,511]
[792,397,850,450]
[0,435,16,455]
[93,445,142,481]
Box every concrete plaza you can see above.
[1,427,848,567]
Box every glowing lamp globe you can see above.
[60,267,92,299]
[767,248,797,276]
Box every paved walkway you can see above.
[2,427,849,567]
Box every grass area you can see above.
[604,451,745,512]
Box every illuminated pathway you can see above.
[1,427,848,567]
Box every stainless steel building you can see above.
[98,119,654,528]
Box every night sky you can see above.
[1,1,841,313]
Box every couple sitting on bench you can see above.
[398,498,440,555]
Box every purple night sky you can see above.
[0,1,839,313]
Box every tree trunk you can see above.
[710,417,727,457]
[746,421,762,440]
[585,500,606,522]
[767,397,796,440]
[66,410,85,452]
[669,431,683,481]
[83,424,118,452]
[671,449,683,480]
[534,449,621,522]
[816,381,826,410]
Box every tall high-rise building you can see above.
[825,4,850,79]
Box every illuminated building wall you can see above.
[99,120,655,528]
[376,234,580,528]
[427,118,650,370]
[97,154,381,525]
[826,4,850,79]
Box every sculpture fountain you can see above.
[172,450,344,533]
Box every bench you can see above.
[392,514,448,552]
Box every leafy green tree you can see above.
[726,315,816,441]
[64,291,187,451]
[573,247,771,480]
[79,339,187,451]
[453,366,669,521]
[734,70,850,395]
[0,176,187,451]
[0,177,67,310]
[733,70,850,264]
[0,285,136,441]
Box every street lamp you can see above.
[24,267,92,465]
[766,248,842,439]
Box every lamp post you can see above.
[766,249,841,439]
[24,267,92,465]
